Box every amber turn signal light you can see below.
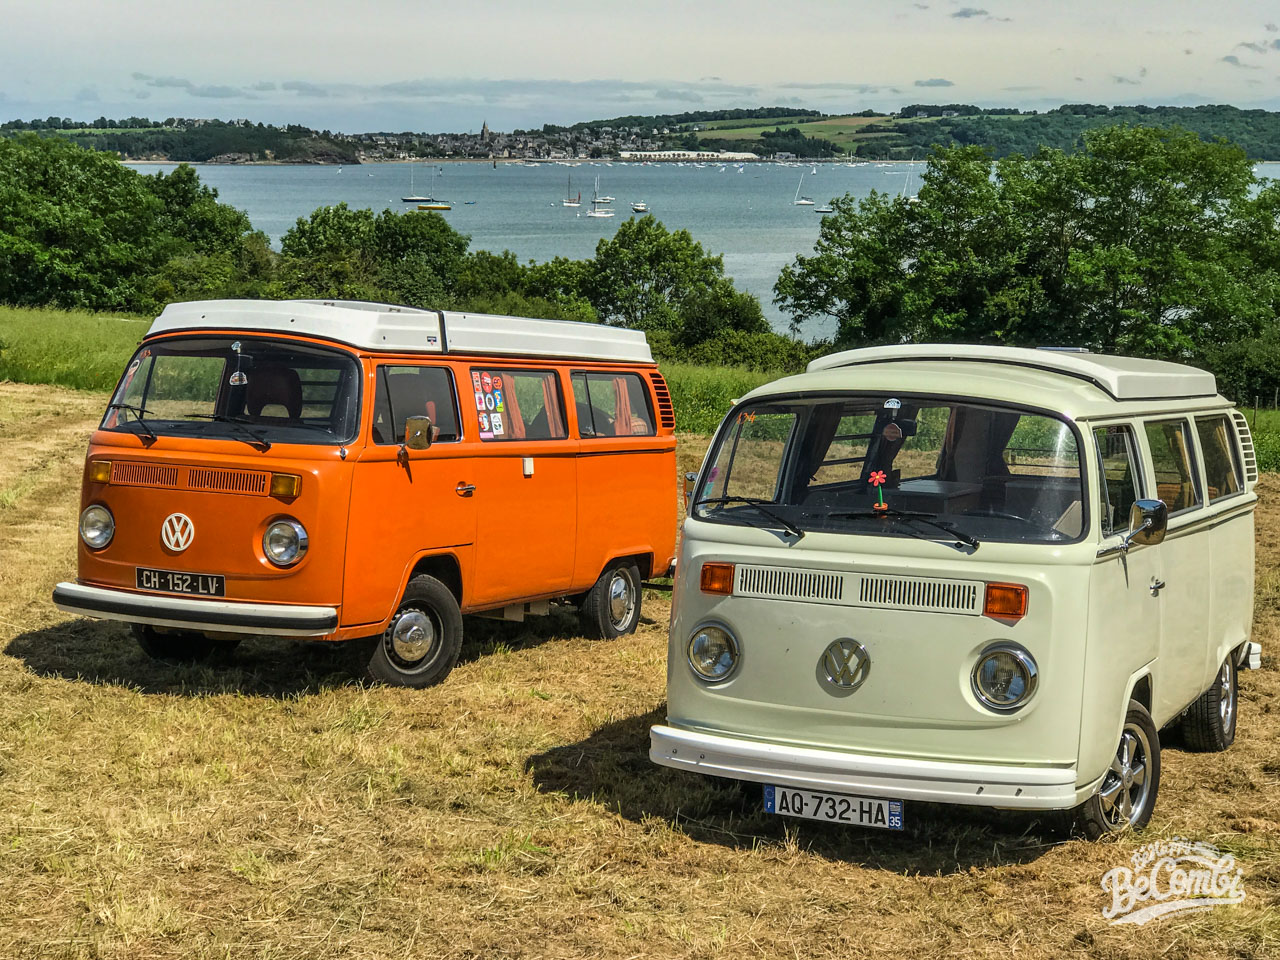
[700,562,735,596]
[269,473,302,498]
[984,582,1029,621]
[88,461,112,484]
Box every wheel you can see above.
[365,575,463,688]
[1075,700,1161,839]
[132,624,231,662]
[579,562,642,639]
[1181,656,1238,752]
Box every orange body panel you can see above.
[74,332,677,642]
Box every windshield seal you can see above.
[100,334,363,446]
[692,389,1090,547]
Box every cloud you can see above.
[914,2,929,7]
[1138,66,1148,77]
[282,80,331,98]
[780,81,888,93]
[74,86,99,102]
[1273,39,1280,50]
[914,78,954,87]
[1267,22,1278,32]
[951,7,987,17]
[1221,55,1260,68]
[1236,41,1267,53]
[250,81,277,92]
[1002,84,1041,91]
[189,85,246,99]
[1184,48,1194,54]
[1112,75,1141,85]
[654,87,704,103]
[133,73,195,89]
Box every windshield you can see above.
[694,395,1085,545]
[102,336,361,445]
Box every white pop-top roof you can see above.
[147,299,654,364]
[806,344,1217,401]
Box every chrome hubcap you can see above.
[1097,723,1152,828]
[1219,661,1235,730]
[607,573,635,628]
[388,609,436,665]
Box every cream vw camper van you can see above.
[651,345,1261,837]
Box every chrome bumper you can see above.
[650,724,1091,810]
[52,582,339,637]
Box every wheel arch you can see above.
[407,552,463,605]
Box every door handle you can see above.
[1149,577,1165,596]
[456,482,476,497]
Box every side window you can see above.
[812,413,876,486]
[1093,425,1141,537]
[372,366,460,445]
[1144,419,1201,513]
[1195,415,1243,502]
[571,372,656,438]
[471,368,566,441]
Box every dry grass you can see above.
[1,381,1278,959]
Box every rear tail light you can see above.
[700,562,735,596]
[984,582,1028,621]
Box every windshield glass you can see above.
[102,336,361,445]
[695,395,1085,544]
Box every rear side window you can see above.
[1195,415,1243,501]
[1144,419,1201,513]
[571,372,656,437]
[1094,425,1142,537]
[372,366,460,444]
[470,369,566,441]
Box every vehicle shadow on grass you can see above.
[4,618,366,699]
[526,706,1067,875]
[456,605,664,666]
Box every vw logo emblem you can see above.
[161,513,195,552]
[820,639,871,691]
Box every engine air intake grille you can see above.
[737,565,844,602]
[111,462,180,488]
[858,575,981,615]
[1231,411,1258,483]
[649,372,676,430]
[187,468,269,495]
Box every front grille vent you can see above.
[111,462,180,488]
[737,565,844,602]
[187,468,269,495]
[1231,411,1259,483]
[857,575,981,615]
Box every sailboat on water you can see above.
[793,174,815,206]
[563,175,581,207]
[586,175,615,218]
[402,163,434,203]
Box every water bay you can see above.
[142,159,1280,341]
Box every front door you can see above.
[343,364,477,628]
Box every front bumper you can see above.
[650,724,1094,810]
[52,582,339,637]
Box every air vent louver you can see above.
[1231,411,1258,483]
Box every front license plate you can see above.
[764,785,904,830]
[135,567,225,597]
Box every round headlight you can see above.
[971,643,1038,711]
[687,623,739,682]
[79,504,115,549]
[263,519,308,566]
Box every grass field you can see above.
[695,112,1025,151]
[0,380,1278,958]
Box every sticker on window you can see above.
[474,390,485,411]
[484,393,496,411]
[493,390,504,411]
[491,412,504,435]
[230,371,248,386]
[471,372,482,390]
[481,372,493,392]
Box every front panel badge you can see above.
[161,513,195,552]
[821,638,871,691]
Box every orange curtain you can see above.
[612,376,634,436]
[501,373,527,439]
[542,374,566,439]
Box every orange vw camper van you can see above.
[53,299,678,686]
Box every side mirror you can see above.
[1123,499,1167,550]
[683,471,698,509]
[404,415,437,451]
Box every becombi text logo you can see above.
[1101,838,1245,925]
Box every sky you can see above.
[5,0,1280,132]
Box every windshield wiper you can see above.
[105,403,157,444]
[695,496,805,540]
[184,414,271,451]
[824,508,980,550]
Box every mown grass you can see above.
[0,305,769,434]
[0,380,1278,959]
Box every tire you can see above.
[364,575,463,688]
[579,562,642,639]
[132,624,230,662]
[1181,656,1238,752]
[1075,700,1161,839]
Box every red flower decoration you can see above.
[869,470,887,487]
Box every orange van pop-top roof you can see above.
[147,299,654,364]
